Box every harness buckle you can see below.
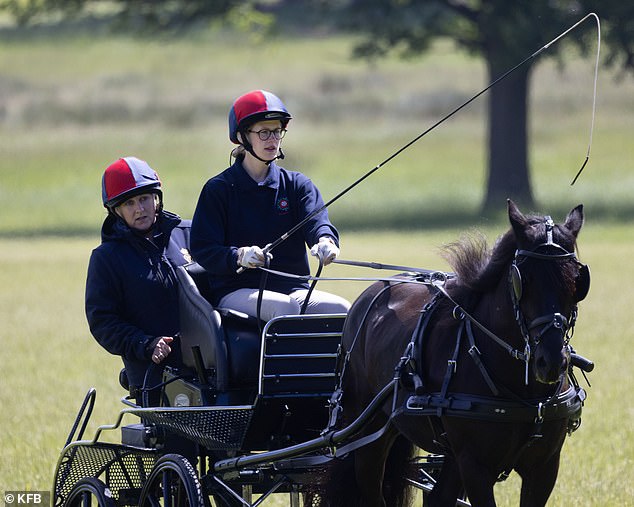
[395,342,415,371]
[535,402,545,424]
[452,306,465,320]
[468,344,481,357]
[553,313,568,329]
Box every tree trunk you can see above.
[482,58,535,214]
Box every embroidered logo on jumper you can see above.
[276,197,290,214]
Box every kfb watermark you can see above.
[4,492,50,507]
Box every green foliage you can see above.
[0,0,277,33]
[583,0,634,71]
[0,0,86,25]
[323,0,633,72]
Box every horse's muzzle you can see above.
[529,313,571,384]
[534,345,569,384]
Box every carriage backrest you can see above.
[176,263,229,391]
[176,263,262,393]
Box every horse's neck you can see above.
[472,285,522,348]
[467,287,531,391]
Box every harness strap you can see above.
[328,280,411,431]
[257,265,447,285]
[333,258,456,279]
[528,312,568,334]
[465,320,500,397]
[404,385,584,423]
[497,430,543,482]
[497,398,550,482]
[437,320,465,407]
[300,258,323,314]
[255,261,270,336]
[515,249,576,260]
[328,416,394,458]
[405,291,442,395]
[339,281,405,378]
[497,389,567,481]
[434,282,529,363]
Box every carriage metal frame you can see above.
[53,262,589,507]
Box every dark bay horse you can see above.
[321,201,590,507]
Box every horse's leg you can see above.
[517,451,561,507]
[383,435,415,507]
[454,451,498,507]
[351,429,400,507]
[353,445,389,507]
[425,454,464,507]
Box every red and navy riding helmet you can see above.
[228,90,292,145]
[102,157,162,209]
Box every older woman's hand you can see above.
[151,336,174,364]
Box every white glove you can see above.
[237,245,272,269]
[310,237,340,266]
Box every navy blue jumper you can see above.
[85,210,191,392]
[190,159,338,306]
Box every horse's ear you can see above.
[563,204,584,238]
[507,199,529,242]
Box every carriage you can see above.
[53,263,453,506]
[53,202,594,507]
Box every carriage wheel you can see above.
[65,477,116,507]
[138,453,206,507]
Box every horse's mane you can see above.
[441,227,517,295]
[440,214,580,306]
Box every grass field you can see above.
[0,20,633,506]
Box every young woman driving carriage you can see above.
[85,157,191,406]
[190,90,350,321]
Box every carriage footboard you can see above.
[53,442,156,506]
[127,405,254,451]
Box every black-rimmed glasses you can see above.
[248,128,287,141]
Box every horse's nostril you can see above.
[535,354,565,384]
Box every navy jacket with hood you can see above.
[190,159,338,305]
[85,209,191,393]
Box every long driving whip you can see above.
[242,12,600,269]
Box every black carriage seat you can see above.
[175,263,261,392]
